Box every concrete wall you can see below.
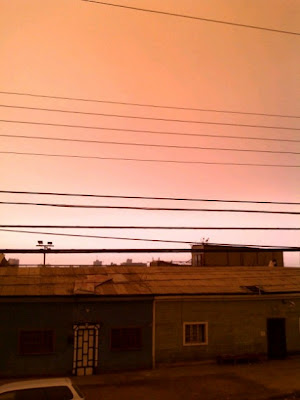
[155,297,300,363]
[0,298,152,377]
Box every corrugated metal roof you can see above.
[0,266,300,297]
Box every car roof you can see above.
[0,378,72,393]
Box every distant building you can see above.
[191,243,284,267]
[8,258,19,267]
[93,260,102,266]
[0,254,8,267]
[120,259,147,267]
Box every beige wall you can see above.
[155,296,300,363]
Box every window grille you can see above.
[183,322,207,345]
[111,327,142,350]
[19,330,54,355]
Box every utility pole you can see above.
[36,240,54,266]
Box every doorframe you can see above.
[72,323,100,376]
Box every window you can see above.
[72,385,84,399]
[183,322,208,346]
[0,393,16,400]
[44,386,73,400]
[19,330,54,355]
[15,389,47,400]
[0,389,46,400]
[111,328,142,350]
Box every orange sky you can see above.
[0,0,299,266]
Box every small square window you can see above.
[19,330,54,355]
[111,328,142,351]
[183,322,208,346]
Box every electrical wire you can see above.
[0,225,298,230]
[0,201,299,214]
[0,90,299,119]
[0,228,192,244]
[81,0,300,36]
[2,134,299,155]
[1,151,299,168]
[1,190,299,205]
[1,104,299,131]
[1,245,299,253]
[1,120,299,143]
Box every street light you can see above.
[36,240,54,266]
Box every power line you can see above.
[1,227,296,250]
[0,228,192,244]
[0,201,299,214]
[1,90,299,119]
[0,225,298,230]
[81,0,300,37]
[2,134,299,155]
[1,247,299,253]
[1,151,299,168]
[1,120,299,143]
[1,190,299,205]
[1,104,299,131]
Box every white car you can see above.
[0,377,85,400]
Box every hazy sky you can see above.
[0,0,299,266]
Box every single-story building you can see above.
[150,266,299,364]
[0,267,153,377]
[0,265,299,377]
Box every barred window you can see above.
[19,330,54,355]
[183,322,208,346]
[111,328,142,350]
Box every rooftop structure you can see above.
[191,243,284,267]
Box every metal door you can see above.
[73,323,99,376]
[267,318,287,359]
